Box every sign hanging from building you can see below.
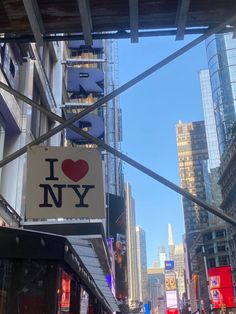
[165,260,175,271]
[26,146,105,220]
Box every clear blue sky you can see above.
[118,35,208,268]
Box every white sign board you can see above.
[26,146,105,219]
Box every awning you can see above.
[0,226,120,313]
[68,236,120,313]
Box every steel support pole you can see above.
[0,83,236,226]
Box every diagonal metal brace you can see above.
[0,82,236,226]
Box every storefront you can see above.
[0,226,119,314]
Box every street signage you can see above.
[165,260,175,271]
[26,146,105,219]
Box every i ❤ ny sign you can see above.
[26,146,105,220]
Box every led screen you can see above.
[165,274,177,291]
[165,260,175,271]
[166,291,178,309]
[60,271,71,311]
[166,309,179,314]
[208,266,235,308]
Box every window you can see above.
[218,255,229,266]
[203,232,213,242]
[9,59,15,78]
[207,258,216,268]
[30,83,51,140]
[0,113,5,182]
[217,244,226,252]
[207,246,215,254]
[215,230,226,238]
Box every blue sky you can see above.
[118,35,208,267]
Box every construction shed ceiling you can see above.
[0,0,235,43]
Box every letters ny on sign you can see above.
[26,147,105,220]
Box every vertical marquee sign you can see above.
[26,146,105,219]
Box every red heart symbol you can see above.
[61,159,89,182]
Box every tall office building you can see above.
[174,243,185,300]
[199,69,221,169]
[168,223,175,261]
[147,268,165,314]
[103,40,123,196]
[205,33,236,156]
[176,121,209,244]
[199,66,231,258]
[136,225,148,304]
[176,121,209,309]
[125,182,140,309]
[199,69,223,212]
[157,245,166,268]
[203,33,236,293]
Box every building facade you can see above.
[218,126,236,294]
[174,243,185,300]
[199,69,221,169]
[136,225,148,304]
[125,182,140,309]
[176,121,209,257]
[0,38,124,313]
[205,33,236,156]
[147,268,165,314]
[0,41,64,226]
[168,223,175,261]
[157,245,167,268]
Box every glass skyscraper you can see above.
[199,69,223,210]
[205,33,236,155]
[199,69,221,169]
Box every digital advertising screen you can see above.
[60,271,71,312]
[166,309,179,314]
[166,291,178,309]
[165,260,175,271]
[108,193,128,300]
[165,273,177,291]
[208,266,236,308]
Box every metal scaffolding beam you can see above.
[1,14,236,225]
[0,28,233,43]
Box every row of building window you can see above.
[207,255,229,268]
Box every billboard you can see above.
[166,291,178,309]
[165,273,177,291]
[208,266,236,309]
[165,260,175,271]
[166,309,179,314]
[26,147,105,219]
[108,193,128,300]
